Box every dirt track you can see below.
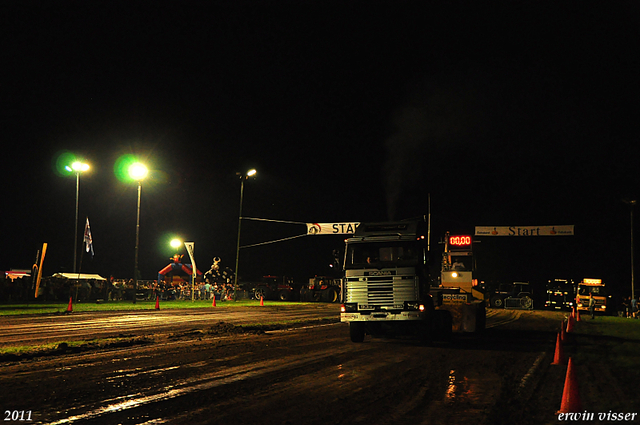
[0,308,636,425]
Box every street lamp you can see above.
[65,161,90,273]
[169,238,197,302]
[170,238,182,250]
[624,199,637,303]
[129,162,148,304]
[234,169,257,301]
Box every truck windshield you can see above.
[345,241,422,269]
[578,285,607,296]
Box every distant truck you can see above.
[544,278,575,311]
[340,220,453,343]
[576,278,609,314]
[300,276,341,303]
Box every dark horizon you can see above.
[3,1,639,297]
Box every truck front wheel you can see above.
[349,322,365,343]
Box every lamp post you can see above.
[129,163,148,304]
[184,241,197,302]
[624,199,637,303]
[233,169,257,301]
[66,161,89,273]
[170,239,197,302]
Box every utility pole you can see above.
[624,199,636,303]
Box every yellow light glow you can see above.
[71,161,90,172]
[583,278,602,284]
[129,163,148,181]
[247,169,257,177]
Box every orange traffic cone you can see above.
[566,314,574,334]
[558,357,582,413]
[260,296,264,306]
[575,307,581,322]
[155,296,160,310]
[560,320,566,342]
[551,332,565,365]
[66,296,73,312]
[212,296,216,307]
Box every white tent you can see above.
[52,273,107,281]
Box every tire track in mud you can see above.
[43,310,529,425]
[46,343,367,425]
[485,308,522,328]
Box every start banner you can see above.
[307,222,360,235]
[475,225,574,236]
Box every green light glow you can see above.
[54,151,78,176]
[114,154,143,183]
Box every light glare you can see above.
[72,161,90,172]
[129,163,148,181]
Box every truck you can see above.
[340,220,452,343]
[576,278,609,314]
[544,278,575,311]
[438,232,487,332]
[300,276,341,303]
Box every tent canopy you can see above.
[52,273,107,281]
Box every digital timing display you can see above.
[449,235,472,247]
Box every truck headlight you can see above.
[343,303,358,312]
[404,302,425,311]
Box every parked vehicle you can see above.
[488,281,533,310]
[300,276,341,303]
[576,278,609,314]
[544,278,575,311]
[251,276,299,301]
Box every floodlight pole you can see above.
[233,169,256,301]
[233,177,246,302]
[134,181,142,304]
[73,171,80,273]
[631,201,636,303]
[624,199,637,303]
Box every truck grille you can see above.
[345,276,417,306]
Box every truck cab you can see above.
[576,278,609,314]
[340,220,447,342]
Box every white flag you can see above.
[84,217,94,257]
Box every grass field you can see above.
[0,299,312,316]
[569,314,640,408]
[573,314,640,368]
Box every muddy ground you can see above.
[0,308,637,424]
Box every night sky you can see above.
[3,1,640,296]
